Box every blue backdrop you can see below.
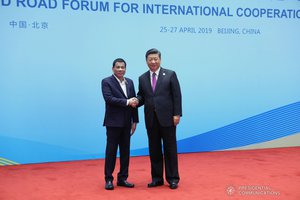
[1,0,300,164]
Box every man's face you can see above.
[146,53,161,72]
[112,62,126,79]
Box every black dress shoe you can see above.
[147,181,164,188]
[117,180,134,188]
[105,181,114,190]
[169,182,178,189]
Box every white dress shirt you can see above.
[113,75,130,106]
[150,67,161,87]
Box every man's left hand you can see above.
[131,123,137,135]
[173,116,180,126]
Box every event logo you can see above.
[226,185,236,196]
[226,185,281,197]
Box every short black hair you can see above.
[145,48,161,60]
[112,58,126,68]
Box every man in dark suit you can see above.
[101,58,139,190]
[137,48,182,189]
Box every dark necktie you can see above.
[152,72,157,92]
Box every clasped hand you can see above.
[128,97,139,108]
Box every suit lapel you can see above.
[154,67,165,93]
[126,80,131,97]
[145,71,153,94]
[111,75,127,98]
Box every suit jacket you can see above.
[102,75,139,127]
[137,67,182,129]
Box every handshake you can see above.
[128,97,139,108]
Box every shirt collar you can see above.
[150,67,161,76]
[113,74,127,84]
